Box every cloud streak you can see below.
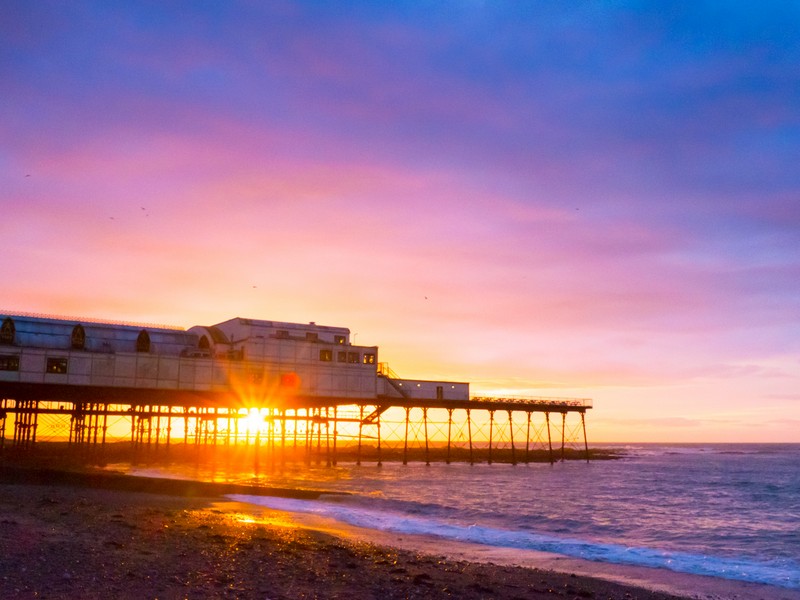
[1,1,798,441]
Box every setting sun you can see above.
[241,408,267,437]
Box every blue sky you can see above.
[2,1,799,441]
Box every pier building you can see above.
[0,312,592,463]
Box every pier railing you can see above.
[470,396,593,408]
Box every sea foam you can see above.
[227,493,800,591]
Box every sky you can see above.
[1,1,799,442]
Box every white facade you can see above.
[0,313,468,402]
[380,377,470,401]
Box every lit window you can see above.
[334,335,346,345]
[363,353,375,365]
[46,357,68,374]
[319,349,333,361]
[337,351,347,363]
[0,355,19,371]
[347,352,359,363]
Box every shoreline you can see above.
[0,466,798,599]
[221,497,800,600]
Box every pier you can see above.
[0,393,592,465]
[0,312,592,464]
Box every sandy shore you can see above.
[0,469,797,600]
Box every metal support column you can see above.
[357,405,364,466]
[325,407,331,467]
[446,408,453,465]
[376,411,382,467]
[403,407,410,465]
[101,405,109,446]
[332,406,338,466]
[508,410,516,465]
[488,410,494,465]
[525,411,531,464]
[0,399,7,449]
[467,408,473,465]
[582,411,589,462]
[423,407,430,466]
[281,409,287,463]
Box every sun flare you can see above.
[241,408,267,436]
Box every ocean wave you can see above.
[227,493,800,591]
[606,443,800,459]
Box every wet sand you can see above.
[0,469,797,600]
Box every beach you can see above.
[1,469,797,600]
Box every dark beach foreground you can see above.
[0,466,795,600]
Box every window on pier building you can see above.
[306,332,319,342]
[337,351,347,363]
[319,349,333,361]
[276,330,289,339]
[71,324,86,350]
[136,329,151,353]
[198,335,210,350]
[334,335,346,345]
[347,352,359,363]
[46,357,68,374]
[0,318,14,345]
[0,355,19,371]
[363,353,375,365]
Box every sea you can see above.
[130,443,800,591]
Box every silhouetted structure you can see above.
[0,312,591,463]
